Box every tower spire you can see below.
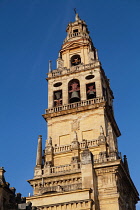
[36,135,42,166]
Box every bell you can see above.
[70,91,80,103]
[55,91,61,100]
[87,91,95,99]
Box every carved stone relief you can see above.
[71,119,80,131]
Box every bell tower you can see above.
[27,13,139,210]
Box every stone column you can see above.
[34,135,42,177]
[36,135,42,166]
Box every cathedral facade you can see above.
[26,13,139,210]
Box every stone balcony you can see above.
[94,152,122,164]
[47,62,100,79]
[42,152,121,177]
[43,162,81,176]
[63,31,90,43]
[54,138,105,154]
[44,97,105,117]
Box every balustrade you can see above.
[45,97,105,114]
[43,153,120,176]
[48,62,99,78]
[54,144,72,153]
[63,32,89,43]
[94,152,121,164]
[54,139,105,154]
[80,139,103,148]
[45,162,81,175]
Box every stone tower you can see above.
[27,13,139,210]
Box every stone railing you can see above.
[43,153,121,176]
[80,139,105,149]
[54,138,105,154]
[44,162,81,175]
[48,62,99,78]
[45,97,105,114]
[94,152,121,164]
[63,32,89,43]
[54,144,72,153]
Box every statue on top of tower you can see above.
[74,8,81,21]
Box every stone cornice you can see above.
[27,171,81,183]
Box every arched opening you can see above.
[73,29,78,33]
[86,83,96,99]
[71,54,81,66]
[68,79,80,103]
[53,90,62,107]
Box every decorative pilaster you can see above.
[98,125,106,142]
[44,137,54,166]
[71,131,80,163]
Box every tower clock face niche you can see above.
[26,13,139,210]
[71,54,81,66]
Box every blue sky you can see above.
[0,0,140,208]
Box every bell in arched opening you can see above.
[87,90,95,99]
[86,83,96,99]
[68,79,80,103]
[55,91,61,100]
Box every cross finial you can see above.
[74,8,77,14]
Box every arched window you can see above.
[68,79,80,103]
[71,54,81,66]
